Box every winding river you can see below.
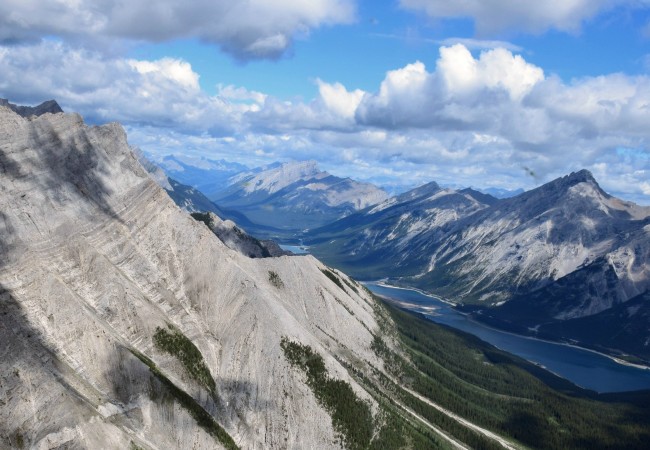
[365,282,650,393]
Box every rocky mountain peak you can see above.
[0,98,63,117]
[397,181,442,201]
[566,169,597,184]
[238,160,324,195]
[541,169,601,195]
[0,103,386,449]
[459,187,500,205]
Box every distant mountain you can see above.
[0,98,63,117]
[136,151,284,238]
[479,186,525,199]
[212,160,389,234]
[304,181,495,277]
[415,170,650,307]
[306,170,650,361]
[157,154,249,198]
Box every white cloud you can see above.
[128,59,200,91]
[316,80,365,120]
[0,0,355,59]
[356,45,544,128]
[0,41,247,134]
[217,85,267,106]
[436,44,545,99]
[1,40,649,204]
[399,0,637,35]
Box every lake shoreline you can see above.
[365,281,650,373]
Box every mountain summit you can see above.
[0,103,386,448]
[0,98,63,117]
[213,160,389,233]
[306,170,650,360]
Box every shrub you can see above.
[153,324,216,394]
[268,270,284,289]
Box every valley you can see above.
[1,102,649,449]
[158,151,650,368]
[366,282,650,392]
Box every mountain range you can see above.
[2,100,650,449]
[145,145,650,362]
[305,170,650,361]
[156,154,249,199]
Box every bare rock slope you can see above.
[306,170,650,360]
[0,106,384,449]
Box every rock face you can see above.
[418,171,650,307]
[191,212,291,258]
[306,171,650,359]
[0,105,383,449]
[305,181,494,278]
[212,161,389,235]
[0,98,63,117]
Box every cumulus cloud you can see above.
[316,80,365,120]
[356,45,544,128]
[1,40,649,204]
[350,45,650,202]
[399,0,636,35]
[0,41,247,134]
[0,0,355,59]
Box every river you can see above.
[365,282,650,393]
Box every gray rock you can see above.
[0,98,63,117]
[0,104,383,449]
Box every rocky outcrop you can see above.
[0,104,384,449]
[0,98,63,117]
[191,212,290,258]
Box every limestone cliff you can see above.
[0,105,383,449]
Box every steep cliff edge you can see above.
[0,106,385,449]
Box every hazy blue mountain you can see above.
[135,151,286,240]
[212,160,389,234]
[479,186,525,198]
[157,154,249,198]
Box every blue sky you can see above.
[1,0,650,203]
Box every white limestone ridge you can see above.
[231,160,389,209]
[0,105,384,449]
[232,160,322,194]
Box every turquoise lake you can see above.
[366,282,650,393]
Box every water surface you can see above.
[366,282,650,393]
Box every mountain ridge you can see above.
[0,98,63,117]
[0,104,386,448]
[305,168,650,361]
[212,160,389,234]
